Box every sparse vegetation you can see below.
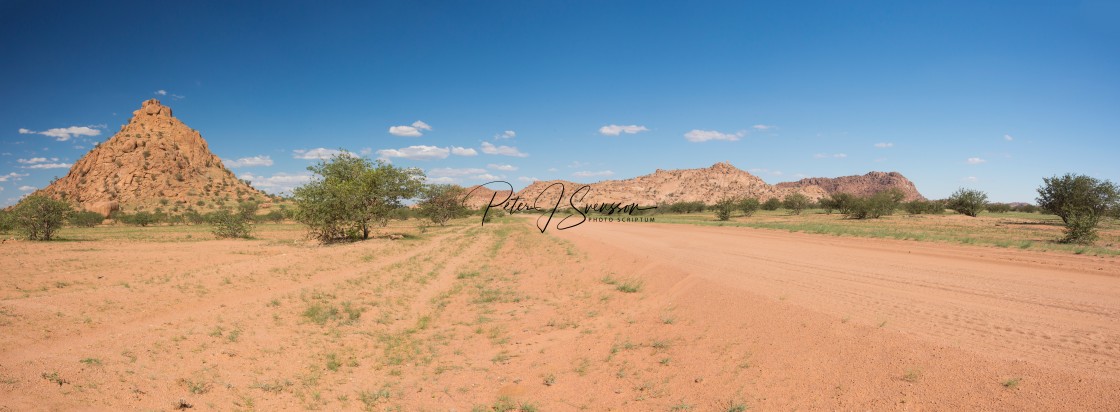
[1037,173,1119,244]
[947,188,988,217]
[738,197,760,217]
[293,152,423,242]
[783,193,810,215]
[68,211,105,227]
[11,195,72,241]
[714,197,736,221]
[761,197,782,211]
[418,184,470,226]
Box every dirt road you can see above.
[549,218,1120,409]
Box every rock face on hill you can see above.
[33,99,266,216]
[463,163,925,209]
[775,171,925,201]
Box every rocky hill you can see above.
[775,171,925,201]
[464,163,925,209]
[33,99,266,216]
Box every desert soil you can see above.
[1,218,1118,411]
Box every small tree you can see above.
[293,153,424,242]
[946,188,988,217]
[210,209,253,239]
[418,184,469,226]
[738,197,760,217]
[761,197,782,211]
[68,211,105,227]
[0,210,12,233]
[783,193,810,215]
[11,195,72,241]
[1037,174,1120,244]
[714,198,736,221]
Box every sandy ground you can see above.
[1,218,1118,410]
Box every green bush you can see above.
[1037,174,1119,244]
[0,210,12,233]
[293,153,423,242]
[738,197,760,217]
[714,198,736,221]
[782,193,810,215]
[11,195,72,241]
[844,190,903,219]
[665,201,706,214]
[761,197,782,211]
[119,211,159,227]
[1013,204,1039,213]
[946,188,988,217]
[418,184,470,226]
[210,209,253,239]
[904,200,946,215]
[68,211,105,227]
[986,203,1013,213]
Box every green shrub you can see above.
[904,200,946,215]
[1037,174,1119,244]
[761,197,782,211]
[68,211,105,227]
[844,190,903,219]
[783,193,810,215]
[738,197,760,217]
[0,210,12,233]
[986,203,1013,213]
[119,211,159,227]
[418,184,470,226]
[714,198,736,221]
[211,209,253,239]
[11,195,72,241]
[946,188,988,217]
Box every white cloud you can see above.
[0,172,28,182]
[572,170,614,178]
[425,167,503,182]
[567,161,588,168]
[813,153,847,159]
[451,146,478,156]
[155,90,167,96]
[19,126,102,141]
[224,155,274,168]
[293,148,345,160]
[18,185,36,191]
[518,176,539,182]
[426,176,456,184]
[684,129,744,142]
[23,163,71,169]
[495,130,516,139]
[547,167,558,172]
[748,168,784,176]
[488,163,518,171]
[1003,134,1014,141]
[388,120,432,137]
[963,176,978,182]
[480,142,528,157]
[752,124,776,131]
[967,157,986,165]
[240,172,312,194]
[376,145,450,160]
[17,157,57,164]
[873,142,894,148]
[599,124,649,136]
[428,167,487,177]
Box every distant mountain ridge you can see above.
[464,162,925,208]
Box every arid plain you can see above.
[1,211,1118,411]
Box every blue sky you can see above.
[1,1,1118,206]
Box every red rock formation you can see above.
[33,99,266,215]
